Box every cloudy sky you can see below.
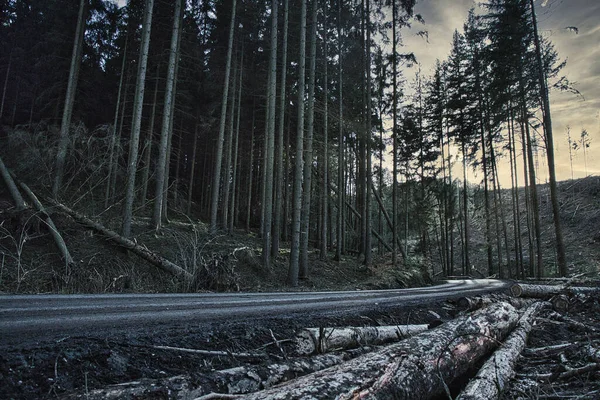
[402,0,600,184]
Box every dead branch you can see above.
[152,345,264,359]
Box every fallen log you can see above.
[510,283,600,298]
[209,347,374,394]
[239,302,520,400]
[295,325,429,355]
[456,301,549,400]
[64,348,374,399]
[47,200,192,280]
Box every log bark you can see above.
[64,348,374,399]
[511,283,600,298]
[48,200,192,280]
[240,302,520,400]
[456,301,549,400]
[295,325,429,355]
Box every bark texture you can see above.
[457,301,549,400]
[295,325,429,355]
[241,302,519,399]
[511,283,600,298]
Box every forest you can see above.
[0,0,589,291]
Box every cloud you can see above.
[401,0,600,184]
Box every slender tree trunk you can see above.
[0,51,12,121]
[520,115,534,276]
[391,0,399,267]
[525,108,543,278]
[122,0,154,237]
[140,63,160,206]
[186,124,199,215]
[210,0,237,233]
[529,0,567,277]
[261,0,278,268]
[273,0,289,257]
[364,0,372,266]
[53,0,86,198]
[152,0,183,231]
[105,41,128,209]
[223,52,239,230]
[246,115,255,232]
[229,49,244,234]
[461,141,470,275]
[320,10,329,261]
[161,4,184,223]
[284,112,292,241]
[299,0,317,278]
[335,0,344,262]
[289,0,307,286]
[509,106,524,278]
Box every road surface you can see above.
[0,279,508,346]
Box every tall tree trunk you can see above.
[105,41,128,209]
[529,0,567,277]
[273,0,289,257]
[364,0,372,266]
[121,0,154,237]
[299,0,317,278]
[0,51,11,121]
[461,141,470,275]
[161,3,184,223]
[320,8,329,261]
[520,115,534,276]
[288,0,307,286]
[223,52,239,230]
[229,48,244,234]
[152,0,183,232]
[210,0,237,233]
[262,0,278,268]
[53,0,86,198]
[140,63,159,206]
[186,124,199,215]
[525,113,543,278]
[246,114,255,232]
[335,0,344,262]
[391,0,399,267]
[509,106,524,278]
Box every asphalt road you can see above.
[0,279,509,346]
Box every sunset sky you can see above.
[402,0,600,185]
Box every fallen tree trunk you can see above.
[208,347,374,395]
[295,325,429,355]
[511,283,600,298]
[48,200,192,280]
[0,155,26,210]
[65,348,375,399]
[456,301,549,400]
[9,173,74,267]
[240,302,520,400]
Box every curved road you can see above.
[0,279,508,346]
